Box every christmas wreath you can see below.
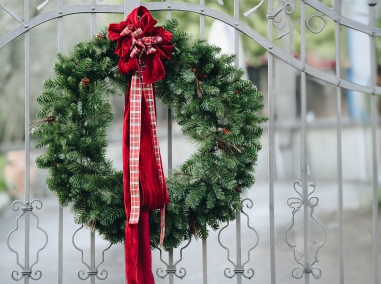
[33,17,266,250]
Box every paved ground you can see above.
[0,133,379,283]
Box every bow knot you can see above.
[120,25,142,37]
[120,25,163,62]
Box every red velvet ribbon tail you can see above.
[125,222,139,284]
[125,212,155,284]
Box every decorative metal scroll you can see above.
[306,13,327,34]
[243,0,266,17]
[273,0,299,40]
[0,2,23,23]
[7,200,48,281]
[244,0,328,41]
[72,225,112,281]
[218,198,258,279]
[286,180,327,279]
[244,0,299,40]
[156,237,191,279]
[37,0,51,11]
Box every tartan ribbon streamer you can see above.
[129,65,166,245]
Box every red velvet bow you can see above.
[108,6,174,84]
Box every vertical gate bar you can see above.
[166,3,173,283]
[299,2,309,284]
[166,0,172,24]
[234,3,240,284]
[90,4,96,283]
[369,6,379,284]
[91,0,96,36]
[24,0,31,283]
[24,0,30,206]
[200,0,205,39]
[371,85,380,284]
[125,0,140,18]
[90,231,96,284]
[200,2,207,280]
[168,249,174,284]
[371,80,380,284]
[58,0,63,59]
[166,0,172,175]
[234,0,239,68]
[58,1,64,283]
[236,209,242,284]
[267,0,276,282]
[58,205,63,283]
[334,1,344,283]
[167,108,172,180]
[202,238,207,284]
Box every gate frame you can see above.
[0,0,380,283]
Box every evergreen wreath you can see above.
[33,19,267,250]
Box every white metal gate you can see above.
[0,0,380,283]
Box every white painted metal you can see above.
[1,0,379,283]
[369,6,380,284]
[57,0,64,283]
[334,0,344,283]
[267,1,276,283]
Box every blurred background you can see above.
[2,0,381,186]
[1,0,381,283]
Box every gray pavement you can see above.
[0,132,379,283]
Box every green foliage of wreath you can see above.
[33,19,267,250]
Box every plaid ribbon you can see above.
[120,25,163,65]
[129,65,166,245]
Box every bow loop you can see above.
[120,25,143,37]
[132,28,143,38]
[130,38,145,58]
[119,24,162,61]
[129,36,163,61]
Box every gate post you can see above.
[125,0,140,18]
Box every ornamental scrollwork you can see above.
[286,180,327,279]
[0,2,23,23]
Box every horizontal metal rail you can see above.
[304,0,381,36]
[0,5,123,49]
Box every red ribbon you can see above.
[108,6,174,84]
[117,22,167,245]
[108,7,173,283]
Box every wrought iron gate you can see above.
[0,0,380,283]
